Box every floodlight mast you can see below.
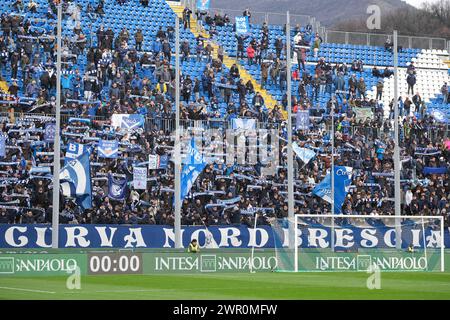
[286,12,295,250]
[393,30,402,250]
[52,3,62,249]
[174,17,182,249]
[330,100,335,251]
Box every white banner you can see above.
[133,167,147,190]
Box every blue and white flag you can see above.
[60,149,92,210]
[0,136,5,158]
[98,140,118,158]
[30,166,52,176]
[312,166,353,214]
[159,154,169,169]
[232,118,256,130]
[148,154,160,169]
[180,138,207,201]
[430,109,448,123]
[292,142,315,164]
[235,16,250,35]
[133,167,147,190]
[68,117,91,124]
[148,154,169,170]
[296,110,310,130]
[121,114,145,130]
[196,0,210,10]
[44,123,56,143]
[65,143,85,161]
[108,174,128,201]
[111,114,145,130]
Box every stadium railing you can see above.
[325,30,448,51]
[182,0,449,52]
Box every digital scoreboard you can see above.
[87,252,143,275]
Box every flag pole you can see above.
[51,3,62,249]
[174,16,182,249]
[331,100,335,251]
[286,11,295,249]
[393,30,402,249]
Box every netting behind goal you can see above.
[270,215,444,272]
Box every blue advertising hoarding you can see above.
[0,224,448,249]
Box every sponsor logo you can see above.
[154,255,277,272]
[200,255,217,272]
[0,257,79,275]
[315,255,428,271]
[0,257,14,274]
[357,255,372,271]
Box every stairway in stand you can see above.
[167,2,286,119]
[0,80,9,94]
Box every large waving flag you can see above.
[312,166,353,214]
[292,142,315,165]
[180,138,207,202]
[60,149,92,210]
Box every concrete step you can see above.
[167,2,284,118]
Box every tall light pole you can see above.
[286,12,295,249]
[393,30,402,249]
[174,17,182,249]
[330,99,335,251]
[52,4,62,249]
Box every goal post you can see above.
[271,214,445,273]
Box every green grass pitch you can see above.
[2,258,450,300]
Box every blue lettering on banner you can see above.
[0,225,448,249]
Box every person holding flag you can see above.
[59,147,93,210]
[312,166,353,214]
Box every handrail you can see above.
[187,3,450,51]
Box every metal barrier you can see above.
[180,1,450,52]
[147,117,281,132]
[0,111,282,132]
[324,30,448,50]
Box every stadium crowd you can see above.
[0,1,449,227]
